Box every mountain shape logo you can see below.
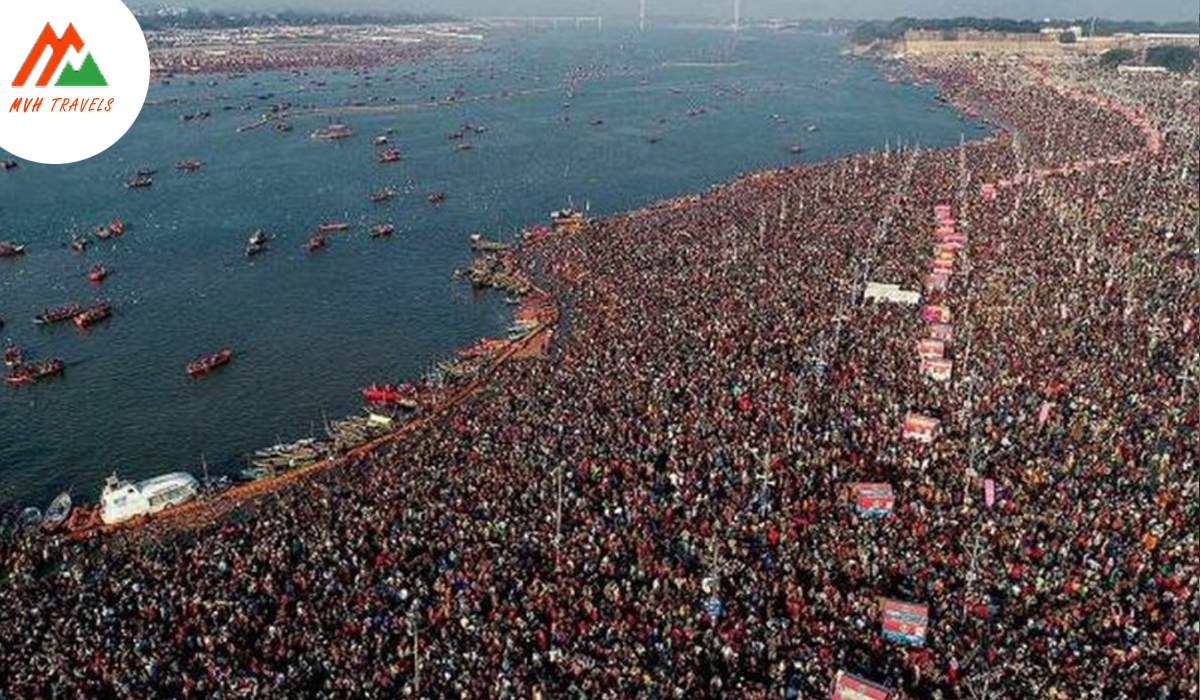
[12,23,108,87]
[55,53,107,86]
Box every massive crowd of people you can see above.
[0,52,1195,699]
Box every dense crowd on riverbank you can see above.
[147,25,463,77]
[0,54,1195,699]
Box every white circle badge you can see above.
[0,0,149,164]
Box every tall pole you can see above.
[639,0,646,31]
[411,617,420,695]
[733,0,741,31]
[555,462,564,555]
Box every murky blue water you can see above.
[0,27,982,507]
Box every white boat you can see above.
[43,492,72,526]
[100,472,199,525]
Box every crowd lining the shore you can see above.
[0,53,1196,699]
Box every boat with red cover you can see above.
[318,221,350,232]
[34,302,82,325]
[362,382,417,407]
[73,302,112,328]
[4,344,22,368]
[87,264,109,283]
[6,358,64,386]
[370,223,395,238]
[0,242,26,258]
[107,217,126,236]
[188,348,232,377]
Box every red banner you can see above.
[852,483,895,517]
[921,358,952,382]
[916,339,945,360]
[830,671,891,700]
[881,599,929,646]
[902,414,938,443]
[928,323,954,341]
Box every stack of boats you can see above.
[458,253,531,295]
[469,233,508,252]
[327,414,390,451]
[242,438,324,481]
[311,122,354,140]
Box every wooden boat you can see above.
[0,241,26,258]
[42,492,72,528]
[187,348,233,377]
[369,187,395,203]
[4,343,22,368]
[5,358,65,385]
[73,302,112,328]
[305,232,327,252]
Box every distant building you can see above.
[899,28,1198,56]
[1117,65,1169,74]
[1138,33,1200,46]
[901,29,1059,55]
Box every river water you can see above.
[0,26,984,507]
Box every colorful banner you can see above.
[939,232,967,244]
[921,358,952,382]
[881,599,929,647]
[924,272,949,291]
[902,414,939,443]
[830,671,891,700]
[984,478,996,508]
[981,183,997,201]
[916,339,945,360]
[928,323,954,341]
[864,282,921,305]
[921,305,952,323]
[931,258,954,272]
[933,204,952,221]
[853,483,895,517]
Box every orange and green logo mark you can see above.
[12,23,108,87]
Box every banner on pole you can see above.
[928,323,954,341]
[916,339,945,360]
[921,358,952,382]
[830,671,891,700]
[902,413,939,443]
[921,305,952,323]
[984,478,996,508]
[852,483,895,517]
[880,599,929,647]
[864,282,921,305]
[924,272,950,291]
